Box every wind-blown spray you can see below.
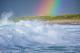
[1,11,13,24]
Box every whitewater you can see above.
[0,12,80,53]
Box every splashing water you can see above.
[0,12,13,25]
[0,13,80,53]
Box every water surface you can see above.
[0,20,80,53]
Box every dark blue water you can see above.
[0,21,80,53]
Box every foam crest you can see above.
[0,20,80,47]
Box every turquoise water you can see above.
[0,20,80,53]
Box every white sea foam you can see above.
[0,20,80,46]
[0,12,80,48]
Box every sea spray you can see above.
[0,19,80,52]
[0,11,14,25]
[0,12,80,51]
[0,20,80,45]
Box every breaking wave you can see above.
[0,12,80,53]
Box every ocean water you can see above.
[0,20,80,53]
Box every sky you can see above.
[0,0,80,17]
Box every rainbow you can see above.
[37,0,61,16]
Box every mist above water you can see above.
[0,12,13,25]
[0,12,80,49]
